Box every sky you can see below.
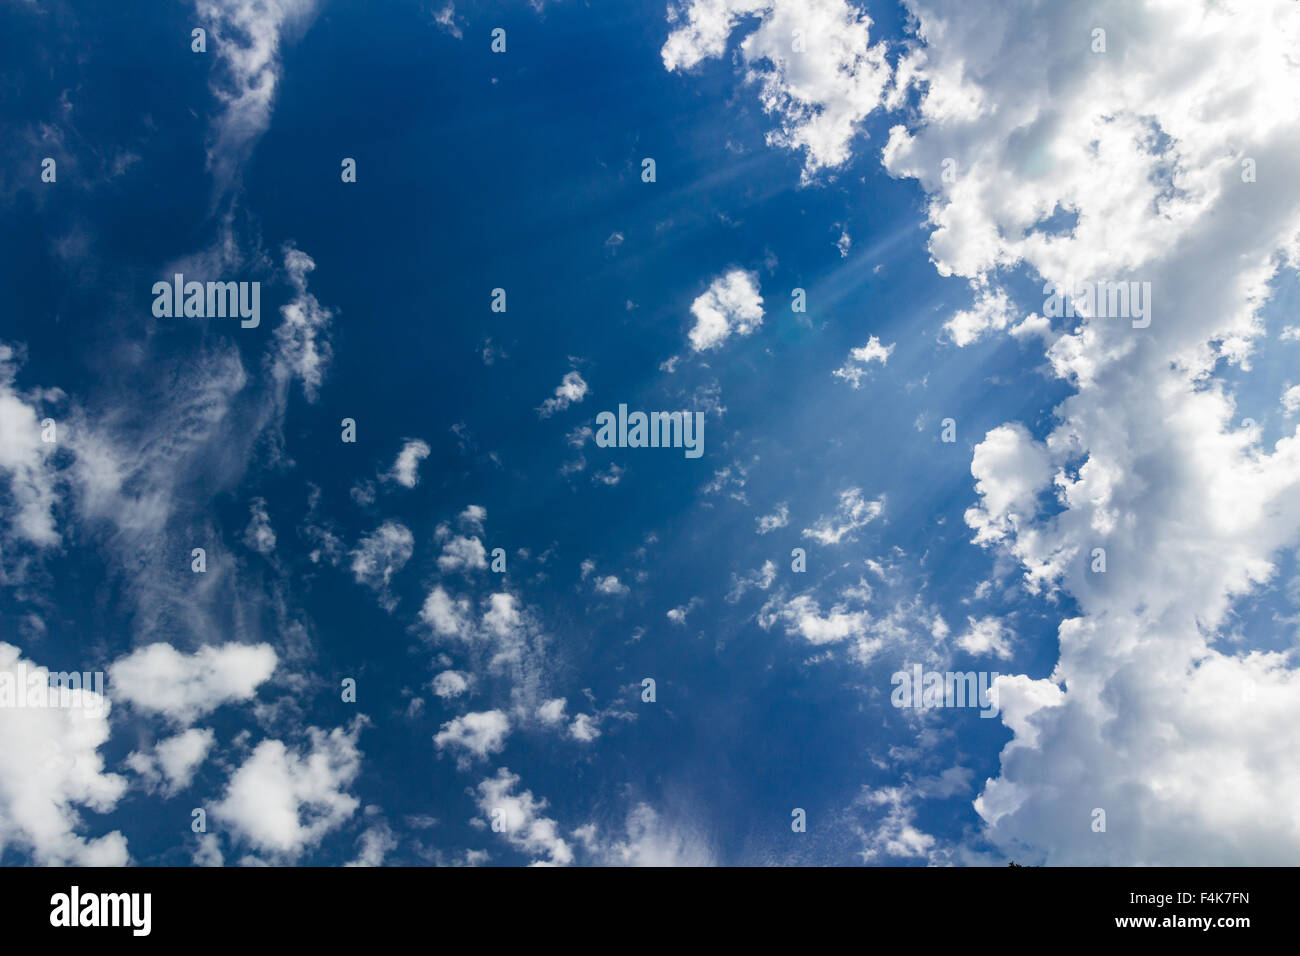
[1,0,1299,867]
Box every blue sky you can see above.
[2,0,1300,867]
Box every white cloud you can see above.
[942,284,1015,347]
[0,643,128,865]
[726,560,777,602]
[594,574,629,597]
[955,615,1014,660]
[272,245,334,402]
[474,767,573,865]
[876,0,1300,863]
[432,670,470,699]
[853,787,940,863]
[109,642,277,725]
[350,521,414,608]
[197,0,319,197]
[832,335,894,388]
[0,343,61,547]
[538,371,589,418]
[388,439,431,488]
[126,727,216,796]
[212,719,364,858]
[347,820,397,867]
[576,803,716,866]
[458,504,486,533]
[963,424,1054,550]
[431,2,461,38]
[1282,385,1300,416]
[421,586,473,639]
[569,713,601,742]
[802,487,884,544]
[434,710,511,766]
[687,269,764,351]
[662,0,891,182]
[756,502,789,534]
[242,497,276,554]
[537,698,567,725]
[437,535,487,573]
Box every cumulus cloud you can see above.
[387,439,431,488]
[434,710,511,767]
[421,585,473,639]
[687,269,764,351]
[832,335,894,388]
[955,615,1014,660]
[538,371,589,418]
[432,670,470,699]
[662,0,891,182]
[874,0,1300,863]
[109,642,277,725]
[212,719,365,859]
[537,698,567,725]
[0,643,128,865]
[594,574,629,597]
[437,535,487,573]
[474,767,573,865]
[350,521,414,608]
[126,727,216,796]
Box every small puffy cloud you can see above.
[537,698,567,725]
[594,575,629,597]
[538,371,589,418]
[474,767,573,865]
[667,597,701,626]
[272,245,334,402]
[126,727,216,796]
[438,535,487,573]
[387,439,431,488]
[109,642,277,725]
[432,670,470,699]
[688,269,764,351]
[482,592,523,640]
[955,616,1015,660]
[242,498,276,554]
[350,522,414,607]
[756,502,790,534]
[347,821,398,867]
[432,1,461,38]
[458,504,486,533]
[802,488,884,545]
[832,336,894,388]
[569,713,601,742]
[212,720,365,859]
[435,710,511,766]
[421,586,473,639]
